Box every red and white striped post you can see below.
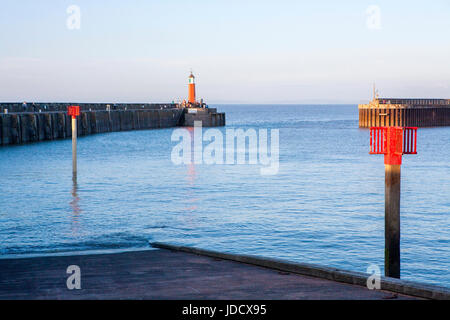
[370,126,417,278]
[68,106,80,181]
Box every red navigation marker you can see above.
[370,127,417,165]
[68,105,80,118]
[369,126,418,279]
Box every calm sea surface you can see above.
[0,105,449,288]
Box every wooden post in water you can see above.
[68,106,80,181]
[72,116,77,180]
[385,164,401,278]
[369,127,417,279]
[384,127,403,278]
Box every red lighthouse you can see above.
[188,72,196,104]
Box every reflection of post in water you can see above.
[184,127,198,212]
[70,179,82,232]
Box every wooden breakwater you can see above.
[358,98,450,128]
[0,103,225,146]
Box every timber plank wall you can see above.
[358,99,450,128]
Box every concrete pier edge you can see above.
[150,242,450,300]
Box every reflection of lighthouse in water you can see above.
[187,127,196,186]
[183,127,199,212]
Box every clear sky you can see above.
[0,0,449,103]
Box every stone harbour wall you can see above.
[0,108,183,146]
[182,108,226,127]
[0,103,226,146]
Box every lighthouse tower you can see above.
[188,72,196,104]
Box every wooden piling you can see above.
[385,164,401,278]
[72,117,77,181]
[366,109,369,127]
[363,109,366,127]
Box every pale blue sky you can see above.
[0,0,449,103]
